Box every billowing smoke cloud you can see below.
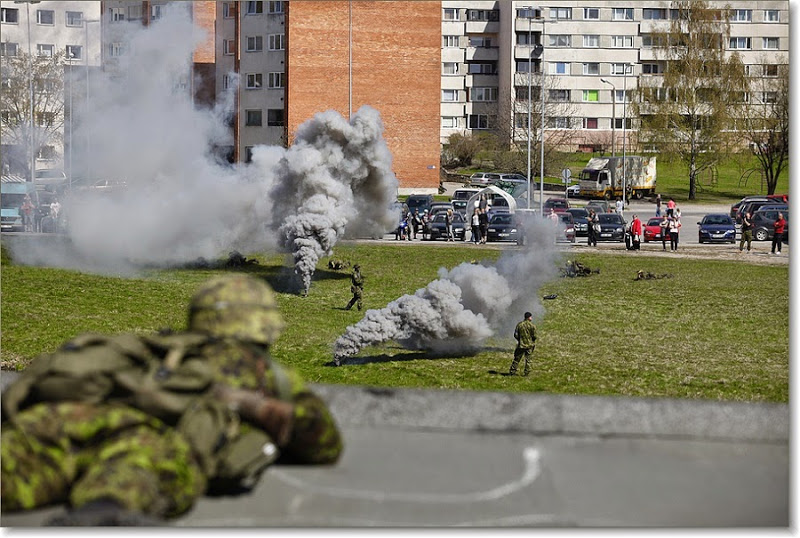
[333,218,562,363]
[262,107,399,294]
[9,6,398,278]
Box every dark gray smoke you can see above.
[263,106,399,294]
[333,217,562,362]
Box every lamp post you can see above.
[600,78,616,156]
[67,52,74,190]
[84,19,100,184]
[14,1,40,182]
[537,10,546,215]
[621,64,631,207]
[523,6,538,211]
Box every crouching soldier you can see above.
[1,275,343,525]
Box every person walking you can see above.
[345,264,364,310]
[659,214,669,251]
[739,212,753,252]
[1,275,343,526]
[509,312,537,377]
[772,212,786,255]
[655,194,662,217]
[587,209,598,247]
[615,197,624,217]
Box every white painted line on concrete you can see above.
[269,446,541,503]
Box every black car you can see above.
[596,213,626,242]
[566,207,589,237]
[405,194,434,216]
[697,214,737,244]
[737,199,779,224]
[585,200,612,214]
[425,211,466,241]
[730,196,771,220]
[485,212,520,243]
[751,206,789,242]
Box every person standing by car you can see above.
[771,212,786,255]
[668,215,680,251]
[739,212,753,253]
[587,209,598,246]
[615,197,624,217]
[659,215,669,251]
[444,209,454,242]
[471,208,481,244]
[478,208,489,244]
[509,312,536,377]
[630,214,642,250]
[20,195,35,232]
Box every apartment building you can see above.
[440,1,789,152]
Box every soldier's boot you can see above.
[47,498,164,527]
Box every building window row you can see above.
[507,7,780,24]
[1,8,88,26]
[245,72,284,89]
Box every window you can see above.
[110,8,125,22]
[223,40,235,55]
[442,89,458,102]
[467,10,499,22]
[612,63,632,75]
[583,7,599,20]
[65,11,83,26]
[268,34,284,50]
[0,42,18,56]
[268,72,284,88]
[222,75,233,90]
[730,9,752,22]
[612,36,634,48]
[246,73,263,89]
[583,35,599,47]
[549,35,571,47]
[763,37,779,50]
[66,45,82,60]
[1,7,19,23]
[515,86,531,100]
[268,1,284,14]
[612,8,633,21]
[643,8,666,20]
[36,112,55,127]
[641,63,661,75]
[583,63,599,75]
[246,2,263,15]
[245,110,262,127]
[550,7,571,20]
[151,4,164,20]
[443,35,459,47]
[550,117,570,129]
[244,146,254,163]
[467,63,495,74]
[582,90,598,102]
[37,146,56,160]
[761,92,777,104]
[223,3,234,18]
[763,64,778,77]
[614,118,632,129]
[514,113,529,129]
[443,8,458,21]
[729,37,751,50]
[37,10,55,25]
[468,114,490,129]
[267,109,283,126]
[247,36,263,52]
[469,36,492,48]
[549,89,569,102]
[442,117,458,129]
[37,44,55,57]
[470,87,497,102]
[515,61,536,73]
[127,4,142,19]
[442,62,458,75]
[642,34,665,48]
[614,90,629,103]
[764,10,779,22]
[583,118,598,129]
[109,42,125,57]
[550,62,568,75]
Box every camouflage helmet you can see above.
[188,275,284,345]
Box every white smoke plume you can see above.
[8,6,398,277]
[263,106,399,294]
[333,217,563,363]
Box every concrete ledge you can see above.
[310,384,789,443]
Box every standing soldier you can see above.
[345,264,364,311]
[509,311,537,377]
[1,275,343,525]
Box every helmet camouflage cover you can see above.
[188,274,284,345]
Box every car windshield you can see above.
[568,209,588,218]
[490,214,513,225]
[703,215,732,225]
[647,218,663,226]
[559,214,572,224]
[598,214,622,224]
[545,199,567,208]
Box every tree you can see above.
[734,60,789,195]
[632,0,747,199]
[0,51,67,179]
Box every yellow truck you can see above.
[578,156,656,200]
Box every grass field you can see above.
[1,242,788,403]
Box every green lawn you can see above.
[1,243,788,403]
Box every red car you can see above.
[643,216,669,242]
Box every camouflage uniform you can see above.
[509,315,537,376]
[1,275,342,523]
[345,265,364,311]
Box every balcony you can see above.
[515,18,544,33]
[466,20,499,34]
[467,74,498,86]
[465,46,498,62]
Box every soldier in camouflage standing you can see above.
[345,264,364,311]
[1,274,343,525]
[509,311,537,377]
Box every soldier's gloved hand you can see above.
[213,385,295,447]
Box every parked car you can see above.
[738,199,782,223]
[543,197,570,213]
[585,200,612,214]
[696,214,737,244]
[451,187,481,201]
[485,212,521,243]
[469,172,501,187]
[596,213,626,242]
[425,211,467,241]
[556,212,576,243]
[428,202,453,218]
[451,199,469,217]
[566,184,580,196]
[643,216,668,242]
[566,207,589,237]
[405,194,434,216]
[751,206,789,242]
